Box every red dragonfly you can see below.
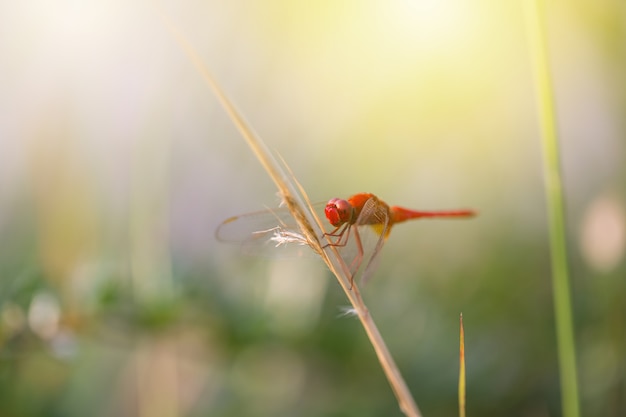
[216,192,475,285]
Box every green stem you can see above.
[524,1,580,416]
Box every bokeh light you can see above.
[579,193,625,273]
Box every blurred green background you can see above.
[1,1,624,416]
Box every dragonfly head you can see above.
[325,198,354,227]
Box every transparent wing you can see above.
[216,207,296,243]
[216,198,389,283]
[215,203,326,257]
[350,196,391,284]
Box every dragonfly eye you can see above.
[325,198,353,227]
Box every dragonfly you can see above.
[216,192,475,286]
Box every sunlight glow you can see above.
[393,0,472,51]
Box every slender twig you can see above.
[158,9,422,417]
[458,313,466,417]
[524,1,580,417]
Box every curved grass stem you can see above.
[159,9,422,417]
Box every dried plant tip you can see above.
[337,306,358,318]
[270,229,308,247]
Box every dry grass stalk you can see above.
[159,10,422,417]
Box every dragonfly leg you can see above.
[322,224,361,289]
[322,223,351,248]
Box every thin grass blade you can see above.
[459,313,466,417]
[524,1,580,416]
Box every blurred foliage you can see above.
[1,1,625,416]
